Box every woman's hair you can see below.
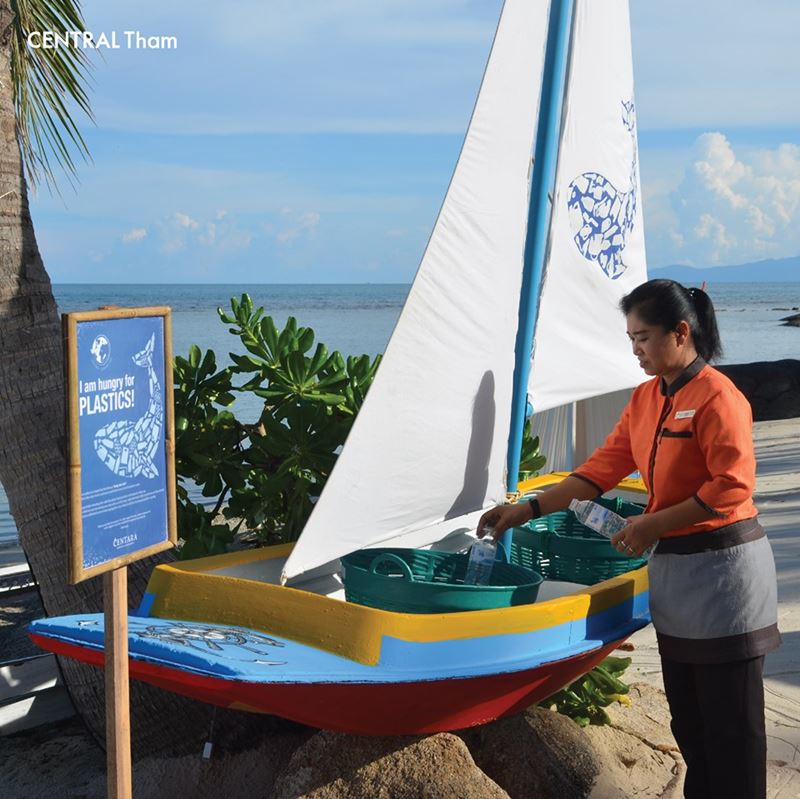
[619,279,723,362]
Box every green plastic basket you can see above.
[510,496,646,585]
[341,547,544,614]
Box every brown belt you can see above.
[654,517,763,555]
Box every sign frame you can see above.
[63,306,177,584]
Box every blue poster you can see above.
[75,315,169,570]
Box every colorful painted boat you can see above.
[31,0,654,735]
[30,475,650,734]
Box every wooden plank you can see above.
[0,687,74,735]
[163,310,178,546]
[0,655,59,703]
[105,567,132,799]
[63,311,82,586]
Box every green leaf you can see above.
[259,317,279,358]
[539,656,632,727]
[200,348,216,379]
[285,351,309,385]
[296,327,315,354]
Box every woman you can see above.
[479,279,780,799]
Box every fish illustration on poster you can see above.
[94,334,163,479]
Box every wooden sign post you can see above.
[63,307,177,799]
[105,568,132,799]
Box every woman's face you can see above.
[626,310,690,378]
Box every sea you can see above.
[1,281,798,550]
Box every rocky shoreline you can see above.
[717,359,800,421]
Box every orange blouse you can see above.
[573,358,757,538]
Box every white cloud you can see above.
[198,223,216,247]
[160,237,185,255]
[151,210,253,254]
[276,210,321,244]
[174,212,200,230]
[648,134,800,266]
[122,227,147,244]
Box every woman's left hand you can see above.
[610,513,663,557]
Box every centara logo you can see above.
[90,335,111,369]
[113,533,138,549]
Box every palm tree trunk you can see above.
[0,6,266,756]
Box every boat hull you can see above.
[31,632,624,735]
[29,476,651,734]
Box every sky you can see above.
[28,0,800,283]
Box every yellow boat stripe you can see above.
[518,472,647,494]
[146,556,648,666]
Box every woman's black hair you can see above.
[619,279,723,362]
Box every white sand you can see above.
[627,417,800,769]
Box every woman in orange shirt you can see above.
[480,279,779,799]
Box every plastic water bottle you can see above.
[464,531,497,585]
[569,499,628,540]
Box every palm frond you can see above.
[10,0,94,192]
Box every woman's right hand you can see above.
[477,502,533,539]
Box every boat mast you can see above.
[505,0,575,522]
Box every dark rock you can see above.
[272,731,508,799]
[717,360,800,421]
[458,690,685,799]
[458,706,598,798]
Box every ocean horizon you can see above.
[1,281,798,549]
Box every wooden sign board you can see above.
[63,307,177,584]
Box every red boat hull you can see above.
[32,634,623,734]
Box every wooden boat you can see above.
[30,0,653,735]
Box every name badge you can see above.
[675,409,695,419]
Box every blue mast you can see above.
[503,0,575,550]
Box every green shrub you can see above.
[173,294,380,557]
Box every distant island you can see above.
[650,254,799,283]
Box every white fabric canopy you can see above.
[530,387,633,474]
[282,0,550,583]
[527,0,648,414]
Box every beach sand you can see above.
[1,417,798,797]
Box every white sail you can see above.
[282,0,550,583]
[527,0,648,414]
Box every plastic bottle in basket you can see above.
[568,499,628,540]
[464,532,497,585]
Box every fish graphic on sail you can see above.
[93,333,163,478]
[567,98,638,280]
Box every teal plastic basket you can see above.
[510,496,646,585]
[341,547,544,614]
